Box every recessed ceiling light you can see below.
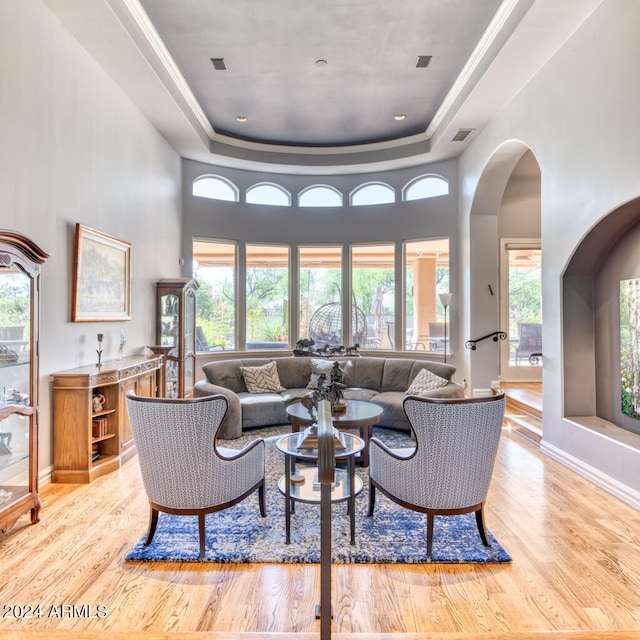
[315,59,328,67]
[236,116,248,123]
[394,114,406,121]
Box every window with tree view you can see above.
[405,238,450,353]
[299,246,343,348]
[193,239,236,351]
[351,244,395,349]
[246,244,290,349]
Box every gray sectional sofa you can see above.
[194,356,464,439]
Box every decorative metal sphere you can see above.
[308,302,367,348]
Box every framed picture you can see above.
[72,224,132,322]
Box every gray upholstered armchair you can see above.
[367,393,506,558]
[126,393,266,558]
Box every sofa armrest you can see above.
[193,380,242,439]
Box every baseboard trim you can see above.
[39,465,53,487]
[541,440,640,511]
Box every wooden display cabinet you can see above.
[52,355,163,484]
[0,231,49,534]
[150,278,198,398]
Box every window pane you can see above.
[246,184,291,206]
[351,183,395,206]
[351,244,395,350]
[192,176,238,201]
[508,248,542,366]
[246,244,290,349]
[299,246,343,348]
[299,186,342,207]
[405,238,450,353]
[404,175,449,201]
[193,240,236,350]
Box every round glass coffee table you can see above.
[276,431,364,545]
[285,400,382,467]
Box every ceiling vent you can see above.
[210,58,227,70]
[452,128,474,142]
[416,56,432,68]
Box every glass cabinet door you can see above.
[160,294,179,347]
[0,267,32,506]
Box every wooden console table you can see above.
[52,355,163,483]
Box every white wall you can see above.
[459,0,640,503]
[0,0,182,474]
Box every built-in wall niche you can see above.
[563,196,640,436]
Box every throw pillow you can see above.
[306,357,334,389]
[406,368,448,394]
[240,361,286,393]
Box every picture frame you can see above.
[72,224,132,322]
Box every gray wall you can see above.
[458,0,640,503]
[0,0,182,474]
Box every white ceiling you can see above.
[43,0,604,174]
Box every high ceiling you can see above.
[43,0,603,173]
[138,0,502,148]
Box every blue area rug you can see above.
[125,426,511,564]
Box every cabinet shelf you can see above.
[91,408,116,419]
[92,432,116,444]
[0,360,29,371]
[0,451,29,473]
[91,453,117,469]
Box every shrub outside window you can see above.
[299,246,343,348]
[246,244,290,349]
[351,244,395,349]
[193,239,236,350]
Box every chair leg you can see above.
[426,512,434,558]
[367,483,376,516]
[475,506,490,547]
[145,506,159,546]
[258,483,266,517]
[198,512,206,559]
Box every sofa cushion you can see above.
[380,358,416,392]
[240,361,285,393]
[343,387,378,402]
[237,392,286,428]
[369,391,410,430]
[343,357,385,390]
[406,367,449,394]
[306,357,335,389]
[202,358,250,393]
[274,357,311,390]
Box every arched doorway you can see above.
[468,142,542,440]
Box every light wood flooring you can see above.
[2,397,640,640]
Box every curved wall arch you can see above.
[563,196,640,433]
[465,140,539,390]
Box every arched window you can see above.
[350,182,395,206]
[246,182,291,206]
[402,175,449,201]
[192,175,239,201]
[298,185,343,207]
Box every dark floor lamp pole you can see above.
[439,293,453,363]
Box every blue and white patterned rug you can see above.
[125,426,511,564]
